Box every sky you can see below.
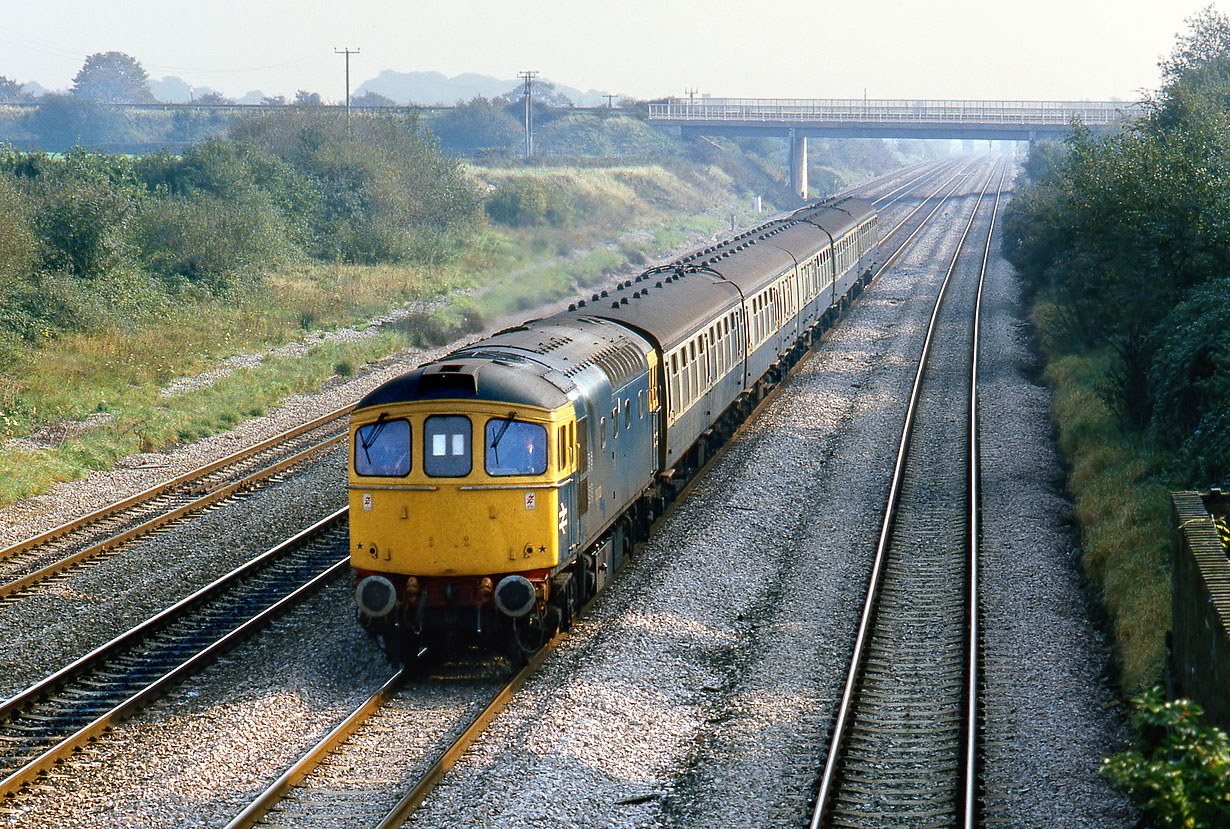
[0,0,1215,103]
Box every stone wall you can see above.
[1170,490,1230,730]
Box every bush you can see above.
[0,174,35,277]
[136,191,292,292]
[230,108,483,263]
[1148,278,1230,484]
[18,150,144,279]
[485,177,573,227]
[1102,686,1230,828]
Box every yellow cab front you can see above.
[349,399,575,611]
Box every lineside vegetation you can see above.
[1005,7,1230,824]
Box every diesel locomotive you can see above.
[349,197,878,663]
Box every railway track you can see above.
[809,160,1008,827]
[0,509,350,800]
[0,406,351,602]
[217,160,996,829]
[224,645,559,829]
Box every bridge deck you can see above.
[649,97,1133,127]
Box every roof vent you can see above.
[568,303,576,311]
[600,290,609,298]
[656,281,663,288]
[624,280,632,288]
[419,370,477,397]
[592,293,599,302]
[620,297,628,305]
[611,302,620,309]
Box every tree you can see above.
[261,95,287,106]
[195,91,234,105]
[1102,687,1230,828]
[430,97,520,154]
[351,91,397,108]
[294,90,323,107]
[22,94,137,150]
[0,76,26,103]
[1160,5,1230,85]
[496,78,573,108]
[71,52,155,103]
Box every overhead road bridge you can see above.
[648,97,1136,199]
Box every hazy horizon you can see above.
[0,0,1214,103]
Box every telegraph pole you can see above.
[603,93,616,108]
[518,70,538,159]
[335,46,360,131]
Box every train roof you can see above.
[556,197,876,350]
[356,195,880,411]
[354,316,653,413]
[790,196,875,238]
[552,267,743,352]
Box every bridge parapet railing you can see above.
[649,98,1137,126]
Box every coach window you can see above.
[557,427,566,472]
[485,418,548,476]
[669,353,680,414]
[354,417,411,477]
[689,341,698,397]
[680,348,690,404]
[600,417,607,449]
[624,398,631,428]
[423,415,471,477]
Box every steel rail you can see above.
[224,669,409,829]
[0,403,353,564]
[809,160,1002,828]
[372,639,561,828]
[963,161,1009,825]
[0,433,345,600]
[872,159,983,276]
[869,157,966,210]
[0,508,350,799]
[227,581,603,829]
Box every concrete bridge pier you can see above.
[789,129,807,201]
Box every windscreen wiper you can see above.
[489,410,516,465]
[358,413,389,465]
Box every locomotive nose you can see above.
[356,575,398,618]
[494,575,537,617]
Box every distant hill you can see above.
[355,70,608,107]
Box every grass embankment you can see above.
[1033,302,1171,691]
[0,163,759,507]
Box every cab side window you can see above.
[485,418,548,476]
[354,418,411,477]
